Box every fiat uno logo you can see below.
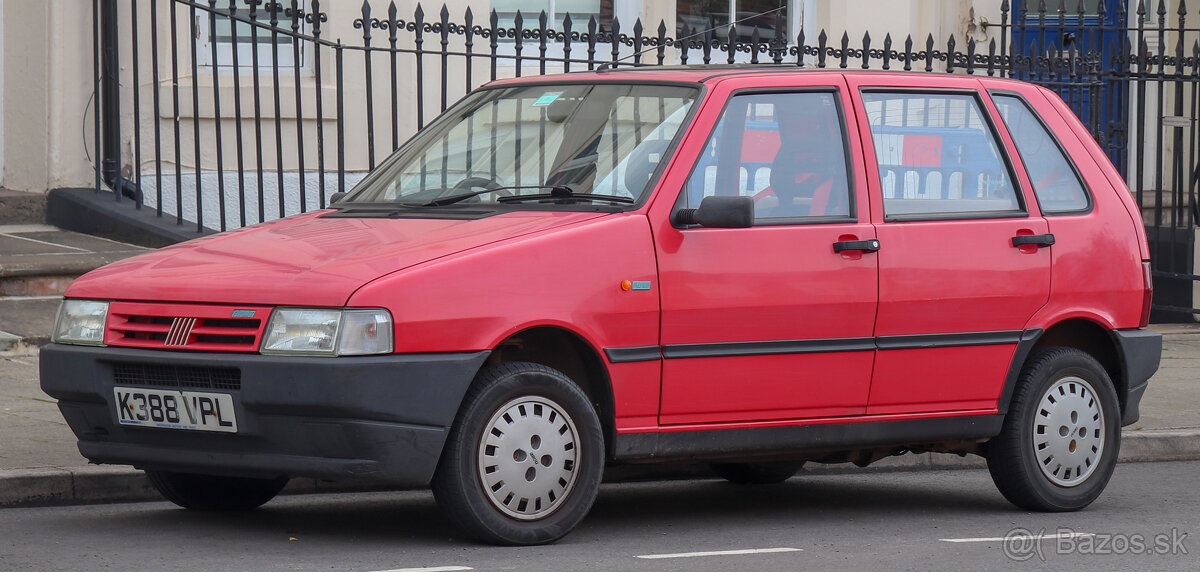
[164,317,197,346]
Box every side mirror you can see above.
[673,195,754,228]
[327,192,348,205]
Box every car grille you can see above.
[106,302,268,352]
[111,362,242,391]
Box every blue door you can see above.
[1010,0,1127,173]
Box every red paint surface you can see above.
[65,70,1152,438]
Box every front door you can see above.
[655,81,879,425]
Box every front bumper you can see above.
[40,344,488,484]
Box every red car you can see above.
[42,68,1160,545]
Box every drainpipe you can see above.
[99,0,140,203]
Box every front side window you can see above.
[862,92,1022,219]
[992,94,1090,214]
[680,91,852,222]
[346,83,697,207]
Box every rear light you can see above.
[1140,261,1153,328]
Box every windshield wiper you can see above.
[497,186,635,204]
[420,184,633,206]
[419,185,566,207]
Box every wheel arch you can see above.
[478,325,618,460]
[999,319,1126,417]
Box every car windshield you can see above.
[343,83,698,207]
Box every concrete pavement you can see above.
[2,328,1200,507]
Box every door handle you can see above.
[833,239,881,253]
[1011,233,1055,248]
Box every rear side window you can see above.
[681,91,853,223]
[861,92,1022,219]
[992,94,1091,214]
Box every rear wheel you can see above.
[145,470,287,511]
[710,461,804,484]
[432,362,604,545]
[986,347,1120,511]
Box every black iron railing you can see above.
[92,1,1198,314]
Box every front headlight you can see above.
[52,299,110,346]
[260,307,393,356]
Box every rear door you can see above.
[846,75,1052,415]
[653,75,879,425]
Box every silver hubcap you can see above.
[477,396,580,521]
[1033,376,1105,487]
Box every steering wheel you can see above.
[450,176,510,202]
[623,139,672,195]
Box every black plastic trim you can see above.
[1112,328,1162,426]
[613,413,1004,461]
[40,344,491,484]
[883,209,1030,223]
[655,330,1026,360]
[604,346,662,363]
[996,328,1044,415]
[1011,233,1056,247]
[875,330,1024,350]
[662,337,876,359]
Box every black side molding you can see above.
[604,346,662,363]
[613,414,1004,462]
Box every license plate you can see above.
[114,387,238,433]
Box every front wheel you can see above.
[432,362,605,545]
[145,470,288,511]
[986,347,1121,511]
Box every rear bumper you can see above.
[40,344,488,484]
[1112,328,1162,426]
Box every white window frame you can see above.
[676,0,804,64]
[195,2,308,70]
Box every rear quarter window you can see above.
[991,93,1092,214]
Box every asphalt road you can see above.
[1,461,1195,571]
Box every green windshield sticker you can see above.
[532,91,563,107]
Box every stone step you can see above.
[0,224,150,355]
[0,190,47,225]
[0,224,149,297]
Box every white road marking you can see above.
[635,547,802,559]
[940,532,1094,543]
[370,567,473,572]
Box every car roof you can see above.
[484,65,1030,88]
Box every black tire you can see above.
[145,470,288,511]
[986,347,1121,511]
[432,362,605,545]
[710,461,804,484]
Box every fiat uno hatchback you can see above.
[42,68,1160,545]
